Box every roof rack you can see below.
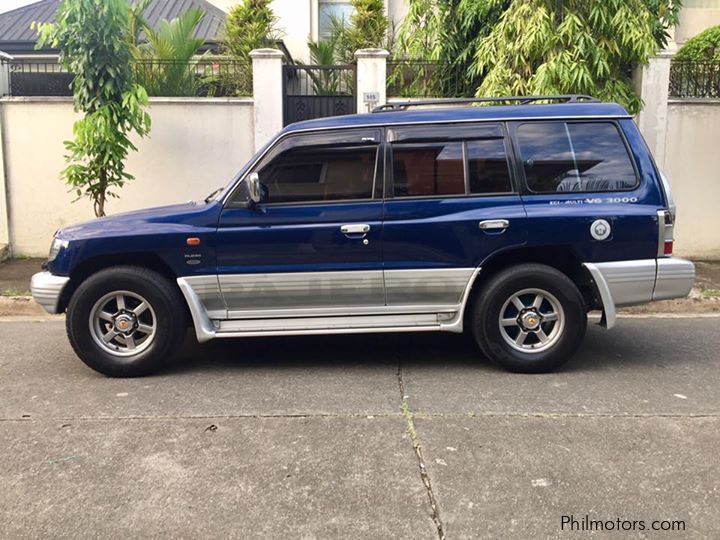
[372,95,600,113]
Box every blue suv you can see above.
[31,96,695,376]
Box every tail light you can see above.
[657,210,674,257]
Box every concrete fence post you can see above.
[0,51,12,97]
[0,102,9,259]
[250,48,284,151]
[355,49,389,113]
[635,52,673,169]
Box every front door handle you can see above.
[341,224,370,235]
[479,219,510,231]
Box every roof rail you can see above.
[372,95,600,113]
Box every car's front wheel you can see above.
[66,266,187,377]
[471,264,587,373]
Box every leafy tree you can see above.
[134,7,208,96]
[472,0,675,113]
[397,0,680,110]
[334,0,390,63]
[223,0,280,62]
[396,0,508,96]
[674,25,720,61]
[36,0,151,217]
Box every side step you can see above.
[214,313,445,337]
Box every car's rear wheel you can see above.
[471,264,587,373]
[66,266,187,377]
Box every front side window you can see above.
[516,122,638,193]
[256,144,377,204]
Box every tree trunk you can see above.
[95,170,107,217]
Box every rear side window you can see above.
[393,142,465,197]
[391,132,513,198]
[466,139,513,194]
[516,122,638,193]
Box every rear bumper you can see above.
[31,271,70,314]
[583,258,695,329]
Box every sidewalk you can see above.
[1,257,719,317]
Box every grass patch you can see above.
[1,287,31,297]
[701,289,720,299]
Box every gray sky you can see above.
[0,0,40,14]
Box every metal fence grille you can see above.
[0,58,252,98]
[669,61,720,99]
[283,64,356,125]
[387,60,471,98]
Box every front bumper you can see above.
[583,258,695,329]
[31,272,70,314]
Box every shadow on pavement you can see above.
[163,318,709,377]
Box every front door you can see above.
[216,128,384,318]
[381,123,527,308]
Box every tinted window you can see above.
[393,143,464,197]
[467,139,512,194]
[517,122,638,193]
[257,145,377,203]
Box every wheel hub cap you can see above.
[520,311,541,330]
[114,313,136,333]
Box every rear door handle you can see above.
[341,224,370,235]
[479,219,509,231]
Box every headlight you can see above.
[48,238,69,262]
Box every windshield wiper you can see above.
[204,187,223,203]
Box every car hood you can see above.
[57,202,222,240]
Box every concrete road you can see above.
[1,317,719,539]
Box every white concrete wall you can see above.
[662,100,720,259]
[274,0,313,63]
[675,4,720,45]
[1,97,254,256]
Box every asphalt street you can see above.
[1,316,719,539]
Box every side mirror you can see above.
[246,172,262,205]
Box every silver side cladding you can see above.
[220,270,385,311]
[385,268,476,305]
[30,272,70,314]
[654,258,695,301]
[590,260,657,307]
[181,275,227,319]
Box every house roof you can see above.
[282,102,632,134]
[0,0,227,53]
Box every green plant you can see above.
[334,0,390,63]
[134,7,208,96]
[472,0,680,114]
[223,0,280,62]
[646,0,683,49]
[397,0,679,104]
[396,0,509,96]
[674,25,720,61]
[307,35,343,94]
[35,0,151,217]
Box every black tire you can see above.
[66,266,187,377]
[471,263,587,373]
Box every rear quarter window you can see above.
[516,122,638,193]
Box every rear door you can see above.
[382,123,527,308]
[217,128,385,317]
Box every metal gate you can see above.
[283,64,356,126]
